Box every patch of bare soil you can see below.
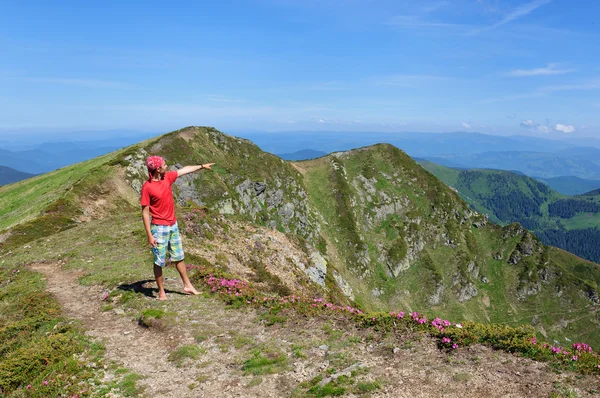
[31,262,600,397]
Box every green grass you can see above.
[561,212,600,229]
[167,345,206,367]
[241,346,289,375]
[0,263,112,396]
[0,154,113,231]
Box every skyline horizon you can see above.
[1,125,599,148]
[1,1,599,139]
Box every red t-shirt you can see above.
[140,171,178,226]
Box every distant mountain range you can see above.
[276,149,327,161]
[4,126,600,350]
[418,159,600,263]
[536,176,600,196]
[6,130,600,194]
[0,133,155,174]
[0,166,35,186]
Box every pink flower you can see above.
[43,380,49,385]
[442,337,451,344]
[572,356,578,361]
[452,343,458,349]
[531,337,537,345]
[26,385,32,389]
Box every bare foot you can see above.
[183,287,200,295]
[158,295,167,301]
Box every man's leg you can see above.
[174,260,200,295]
[154,264,167,300]
[152,224,168,300]
[169,222,199,295]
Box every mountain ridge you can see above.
[2,126,599,348]
[2,126,600,396]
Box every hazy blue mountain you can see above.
[537,176,600,196]
[555,147,600,166]
[0,149,45,174]
[0,133,160,173]
[0,130,157,149]
[0,146,120,174]
[238,131,581,157]
[423,151,600,180]
[578,188,600,197]
[0,166,35,185]
[276,149,327,161]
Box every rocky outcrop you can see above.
[457,283,478,303]
[508,232,542,265]
[333,270,354,300]
[429,283,445,305]
[306,252,327,286]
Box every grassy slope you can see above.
[418,160,600,233]
[300,145,600,348]
[0,153,115,231]
[1,127,600,395]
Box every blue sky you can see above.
[1,0,599,139]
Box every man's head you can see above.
[146,156,166,179]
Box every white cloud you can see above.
[508,63,575,77]
[370,74,447,86]
[520,119,550,133]
[461,122,471,128]
[387,15,467,30]
[469,0,551,35]
[207,95,243,103]
[421,1,448,13]
[536,125,551,133]
[554,124,576,133]
[24,77,136,89]
[491,0,551,28]
[520,119,535,127]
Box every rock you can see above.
[317,362,365,387]
[332,270,354,300]
[278,203,295,221]
[254,182,266,196]
[319,345,329,351]
[517,282,541,300]
[472,214,488,228]
[215,199,235,215]
[267,189,283,210]
[305,252,327,286]
[585,287,599,304]
[429,283,445,305]
[457,283,478,302]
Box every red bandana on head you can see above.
[146,156,165,180]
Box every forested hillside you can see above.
[418,160,600,263]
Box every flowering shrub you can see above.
[186,263,600,375]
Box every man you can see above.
[141,155,215,300]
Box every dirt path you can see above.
[30,262,600,398]
[30,262,211,397]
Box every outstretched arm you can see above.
[177,163,215,177]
